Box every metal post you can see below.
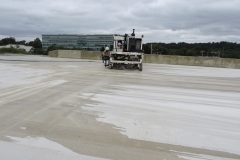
[151,43,152,54]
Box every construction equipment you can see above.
[108,29,144,71]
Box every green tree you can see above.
[26,41,34,46]
[142,44,151,54]
[17,40,26,45]
[33,48,45,55]
[100,46,105,51]
[47,45,65,52]
[1,37,16,45]
[33,38,42,49]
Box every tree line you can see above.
[1,37,240,59]
[143,42,240,59]
[0,37,44,54]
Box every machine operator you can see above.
[102,47,110,62]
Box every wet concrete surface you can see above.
[0,55,240,160]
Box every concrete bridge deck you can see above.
[0,54,240,160]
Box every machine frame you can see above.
[108,30,144,71]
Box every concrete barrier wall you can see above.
[144,54,240,68]
[49,50,102,60]
[81,51,102,60]
[48,50,240,69]
[58,50,82,59]
[48,50,58,57]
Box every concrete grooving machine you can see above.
[108,29,144,71]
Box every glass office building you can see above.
[42,34,114,51]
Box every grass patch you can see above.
[0,48,28,54]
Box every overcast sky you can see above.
[0,0,240,43]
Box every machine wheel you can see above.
[139,64,143,71]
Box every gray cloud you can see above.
[0,0,240,43]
